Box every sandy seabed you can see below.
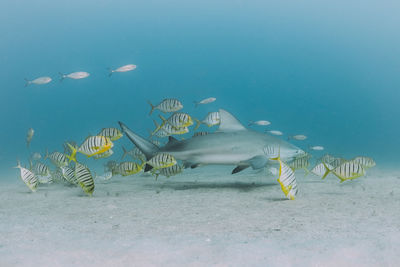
[1,166,399,267]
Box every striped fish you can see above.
[61,166,77,184]
[351,156,376,169]
[328,162,365,182]
[74,162,95,196]
[32,162,51,177]
[148,99,183,115]
[51,168,65,182]
[147,153,177,171]
[114,161,144,176]
[196,112,220,129]
[288,154,311,172]
[193,131,209,137]
[310,162,333,178]
[159,113,194,128]
[14,160,38,192]
[321,154,346,168]
[104,160,118,173]
[150,139,162,146]
[67,135,113,162]
[151,119,189,136]
[98,128,123,141]
[153,164,183,179]
[45,151,69,168]
[271,156,298,200]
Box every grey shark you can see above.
[118,109,305,174]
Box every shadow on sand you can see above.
[146,181,277,192]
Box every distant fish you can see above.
[59,71,90,81]
[248,120,271,126]
[26,128,34,148]
[31,152,41,161]
[194,97,216,107]
[25,77,52,87]
[288,135,307,141]
[108,64,137,76]
[98,128,123,141]
[96,171,113,180]
[114,161,143,176]
[150,139,162,146]
[121,146,146,161]
[148,99,183,115]
[267,130,283,136]
[14,160,38,192]
[310,163,333,178]
[351,156,376,169]
[309,146,324,151]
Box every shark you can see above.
[118,109,305,174]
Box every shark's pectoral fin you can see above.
[190,164,200,169]
[232,165,250,174]
[244,155,269,170]
[144,164,153,172]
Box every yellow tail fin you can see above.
[66,143,77,163]
[193,118,201,131]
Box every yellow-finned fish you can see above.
[159,113,194,128]
[45,151,69,168]
[310,162,333,178]
[14,160,38,192]
[195,112,220,129]
[151,119,189,136]
[324,161,365,182]
[61,166,77,184]
[288,154,311,172]
[26,128,34,148]
[147,153,177,171]
[31,162,51,177]
[98,128,123,141]
[74,162,94,196]
[122,146,146,161]
[270,153,298,200]
[321,154,346,168]
[67,136,113,162]
[148,99,183,115]
[114,161,144,176]
[351,156,376,169]
[152,164,183,179]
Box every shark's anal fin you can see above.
[244,155,268,170]
[217,109,247,132]
[190,164,200,169]
[232,165,250,174]
[167,136,179,145]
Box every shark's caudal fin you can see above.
[118,121,159,160]
[217,109,247,132]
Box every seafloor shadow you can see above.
[146,181,277,192]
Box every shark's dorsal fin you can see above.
[217,109,247,132]
[167,136,179,145]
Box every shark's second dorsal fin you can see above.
[217,109,247,132]
[167,136,179,145]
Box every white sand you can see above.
[1,166,399,267]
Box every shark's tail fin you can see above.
[119,121,159,161]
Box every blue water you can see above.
[1,0,399,176]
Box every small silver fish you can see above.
[60,71,90,81]
[288,135,307,141]
[25,77,52,87]
[267,130,283,136]
[310,146,324,151]
[26,128,34,147]
[194,97,216,107]
[248,120,271,126]
[109,64,137,76]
